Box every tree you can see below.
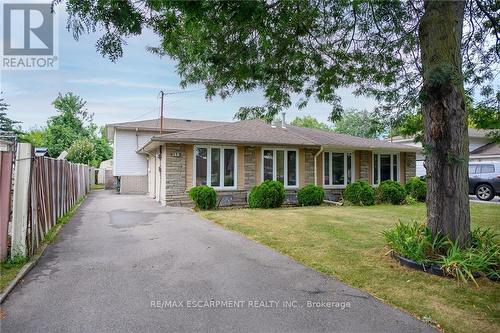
[332,109,385,139]
[66,138,96,165]
[0,96,20,133]
[468,89,500,142]
[290,116,331,131]
[233,106,275,123]
[63,0,499,246]
[93,127,113,166]
[19,127,46,147]
[45,92,94,157]
[393,90,500,143]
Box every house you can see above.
[0,139,14,152]
[106,118,228,193]
[127,117,419,206]
[389,129,500,176]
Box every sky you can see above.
[0,3,381,131]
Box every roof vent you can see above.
[185,119,191,122]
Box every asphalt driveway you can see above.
[1,191,436,333]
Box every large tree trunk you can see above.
[419,1,470,247]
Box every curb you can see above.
[0,244,48,304]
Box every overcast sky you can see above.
[0,4,393,130]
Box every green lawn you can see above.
[201,203,500,333]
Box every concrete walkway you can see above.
[1,191,436,333]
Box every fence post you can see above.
[11,143,32,258]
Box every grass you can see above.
[91,183,105,190]
[0,255,28,292]
[201,203,500,333]
[0,195,87,292]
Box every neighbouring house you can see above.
[106,118,228,194]
[0,139,14,152]
[389,128,500,176]
[126,117,419,207]
[97,159,114,189]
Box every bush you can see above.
[384,222,500,284]
[248,180,285,208]
[405,177,427,202]
[404,195,418,205]
[297,184,324,206]
[342,180,375,206]
[188,185,217,210]
[376,180,406,205]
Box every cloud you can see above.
[66,78,176,90]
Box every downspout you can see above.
[135,127,139,150]
[143,151,156,199]
[314,147,324,186]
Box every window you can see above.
[262,148,298,187]
[323,152,354,187]
[373,153,399,185]
[194,146,236,188]
[480,164,495,174]
[469,164,478,174]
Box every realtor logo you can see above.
[1,2,58,70]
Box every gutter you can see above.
[314,147,324,186]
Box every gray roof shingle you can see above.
[470,143,500,156]
[107,117,228,132]
[142,119,418,151]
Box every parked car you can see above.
[469,162,500,201]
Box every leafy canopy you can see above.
[62,0,499,122]
[18,92,112,167]
[0,95,20,134]
[332,109,386,139]
[290,115,331,131]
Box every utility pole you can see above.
[159,90,165,135]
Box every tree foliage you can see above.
[19,127,46,146]
[17,92,112,166]
[45,92,95,157]
[62,0,498,122]
[332,109,386,138]
[66,137,96,165]
[0,96,20,133]
[290,115,331,131]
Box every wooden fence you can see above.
[6,143,90,259]
[0,151,14,260]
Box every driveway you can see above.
[1,191,436,333]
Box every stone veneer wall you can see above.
[358,150,371,182]
[304,149,317,185]
[244,147,256,190]
[164,144,191,206]
[161,145,415,206]
[405,152,417,183]
[120,175,148,194]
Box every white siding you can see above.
[113,129,155,176]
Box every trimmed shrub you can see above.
[188,185,217,210]
[342,180,375,206]
[376,180,406,205]
[297,184,324,206]
[405,177,427,202]
[248,180,285,208]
